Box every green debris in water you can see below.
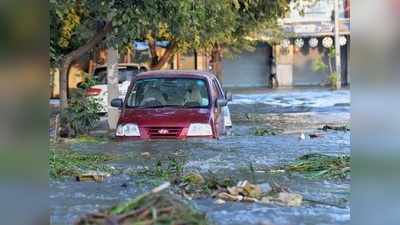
[75,192,209,225]
[56,135,111,145]
[178,171,238,197]
[137,159,237,197]
[76,135,109,143]
[137,157,185,180]
[319,124,350,132]
[49,149,116,178]
[254,127,277,136]
[286,153,350,179]
[136,158,237,197]
[183,172,206,185]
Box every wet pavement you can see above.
[50,88,350,225]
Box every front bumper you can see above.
[115,126,214,140]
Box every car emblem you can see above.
[158,129,169,134]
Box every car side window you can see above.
[212,79,224,99]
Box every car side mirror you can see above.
[111,98,123,108]
[216,98,228,108]
[225,91,233,102]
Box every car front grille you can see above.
[146,127,183,138]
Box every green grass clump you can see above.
[254,127,277,136]
[49,149,116,178]
[137,158,236,197]
[76,135,109,144]
[137,157,185,180]
[76,193,210,225]
[286,153,350,179]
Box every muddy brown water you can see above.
[50,89,350,225]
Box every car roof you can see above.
[134,70,218,81]
[94,63,149,70]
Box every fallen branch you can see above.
[75,182,209,225]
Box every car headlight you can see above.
[116,123,140,136]
[187,123,213,136]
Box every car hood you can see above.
[119,107,211,127]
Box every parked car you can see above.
[85,63,149,113]
[111,70,232,140]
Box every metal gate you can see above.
[222,43,271,87]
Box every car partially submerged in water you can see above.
[111,70,232,140]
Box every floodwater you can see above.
[50,88,350,225]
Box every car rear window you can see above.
[126,78,210,108]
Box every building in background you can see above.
[221,0,350,88]
[276,0,350,86]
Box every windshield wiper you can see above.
[143,105,186,108]
[132,104,205,109]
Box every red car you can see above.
[111,70,232,140]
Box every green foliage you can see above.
[329,72,338,89]
[77,75,98,90]
[254,127,277,136]
[49,149,115,178]
[138,157,185,180]
[311,47,336,72]
[182,171,237,196]
[218,0,290,56]
[50,0,118,66]
[310,47,341,88]
[312,56,328,73]
[328,47,336,59]
[136,158,237,196]
[60,90,102,137]
[50,0,293,67]
[286,153,350,180]
[58,7,81,48]
[183,172,205,185]
[75,135,109,144]
[291,0,320,17]
[77,192,210,225]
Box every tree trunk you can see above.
[194,49,198,70]
[59,22,112,110]
[328,54,333,74]
[211,43,223,82]
[148,40,177,70]
[107,48,120,130]
[59,57,72,110]
[148,40,159,66]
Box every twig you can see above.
[303,198,347,209]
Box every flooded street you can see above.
[50,88,350,225]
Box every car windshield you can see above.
[126,78,210,108]
[93,66,144,84]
